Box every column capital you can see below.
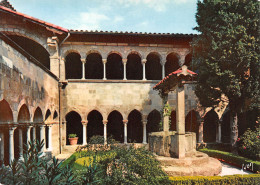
[102,59,107,64]
[82,120,88,125]
[81,58,86,63]
[103,120,108,124]
[123,120,128,124]
[161,60,166,66]
[122,58,127,64]
[142,121,147,126]
[141,59,147,64]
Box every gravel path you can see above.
[219,162,253,176]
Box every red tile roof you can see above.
[0,5,68,33]
[153,67,197,89]
[0,0,15,11]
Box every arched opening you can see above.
[184,53,192,68]
[126,54,142,80]
[87,110,103,141]
[66,111,82,145]
[203,110,218,143]
[53,110,58,120]
[0,100,13,165]
[221,111,231,143]
[33,107,43,142]
[15,104,30,160]
[85,53,103,79]
[127,110,142,143]
[170,110,176,131]
[147,110,161,140]
[185,110,199,141]
[146,53,162,80]
[65,52,82,79]
[165,53,180,76]
[107,111,123,143]
[106,53,123,79]
[6,35,50,69]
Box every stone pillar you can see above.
[198,121,204,143]
[102,59,107,80]
[142,59,147,80]
[162,62,165,79]
[39,125,45,153]
[142,121,147,144]
[32,126,36,142]
[123,120,128,144]
[217,123,221,143]
[50,56,60,77]
[18,128,23,160]
[163,116,170,132]
[60,58,66,81]
[81,59,86,79]
[82,121,88,145]
[26,126,32,145]
[47,125,53,151]
[123,59,127,80]
[176,83,186,159]
[103,120,108,144]
[0,131,4,162]
[9,127,15,164]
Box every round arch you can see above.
[66,111,82,145]
[126,53,142,80]
[106,53,123,79]
[65,52,82,79]
[147,109,161,140]
[127,110,143,143]
[107,110,124,143]
[165,52,180,76]
[184,53,192,68]
[87,110,103,141]
[85,52,103,79]
[203,109,218,143]
[127,51,143,60]
[146,52,162,80]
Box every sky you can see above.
[10,0,199,34]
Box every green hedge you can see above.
[199,148,260,173]
[169,174,260,185]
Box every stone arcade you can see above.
[0,1,228,166]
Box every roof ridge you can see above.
[0,0,15,11]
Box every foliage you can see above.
[169,174,260,185]
[68,133,78,138]
[238,126,260,160]
[199,148,260,173]
[63,146,171,184]
[88,135,118,144]
[193,0,259,149]
[0,140,77,185]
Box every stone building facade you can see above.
[0,2,227,165]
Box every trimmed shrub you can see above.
[88,135,118,144]
[238,126,260,160]
[199,148,260,173]
[169,174,260,185]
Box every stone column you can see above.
[39,125,45,153]
[198,121,204,143]
[9,127,15,164]
[26,126,32,145]
[0,131,4,162]
[103,120,108,144]
[176,83,186,159]
[102,59,107,80]
[32,126,36,142]
[60,58,66,81]
[162,62,165,79]
[47,125,53,151]
[142,121,147,144]
[82,121,88,145]
[123,120,128,144]
[18,128,23,160]
[122,59,127,80]
[81,59,86,79]
[142,59,147,80]
[217,123,221,143]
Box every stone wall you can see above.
[0,38,60,155]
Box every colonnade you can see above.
[0,123,53,164]
[71,118,148,145]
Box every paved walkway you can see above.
[219,162,253,176]
[56,153,72,161]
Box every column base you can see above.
[142,142,147,144]
[103,78,107,80]
[142,78,147,81]
[46,147,53,152]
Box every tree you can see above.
[192,0,259,150]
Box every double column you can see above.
[82,121,88,145]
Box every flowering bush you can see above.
[238,126,260,160]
